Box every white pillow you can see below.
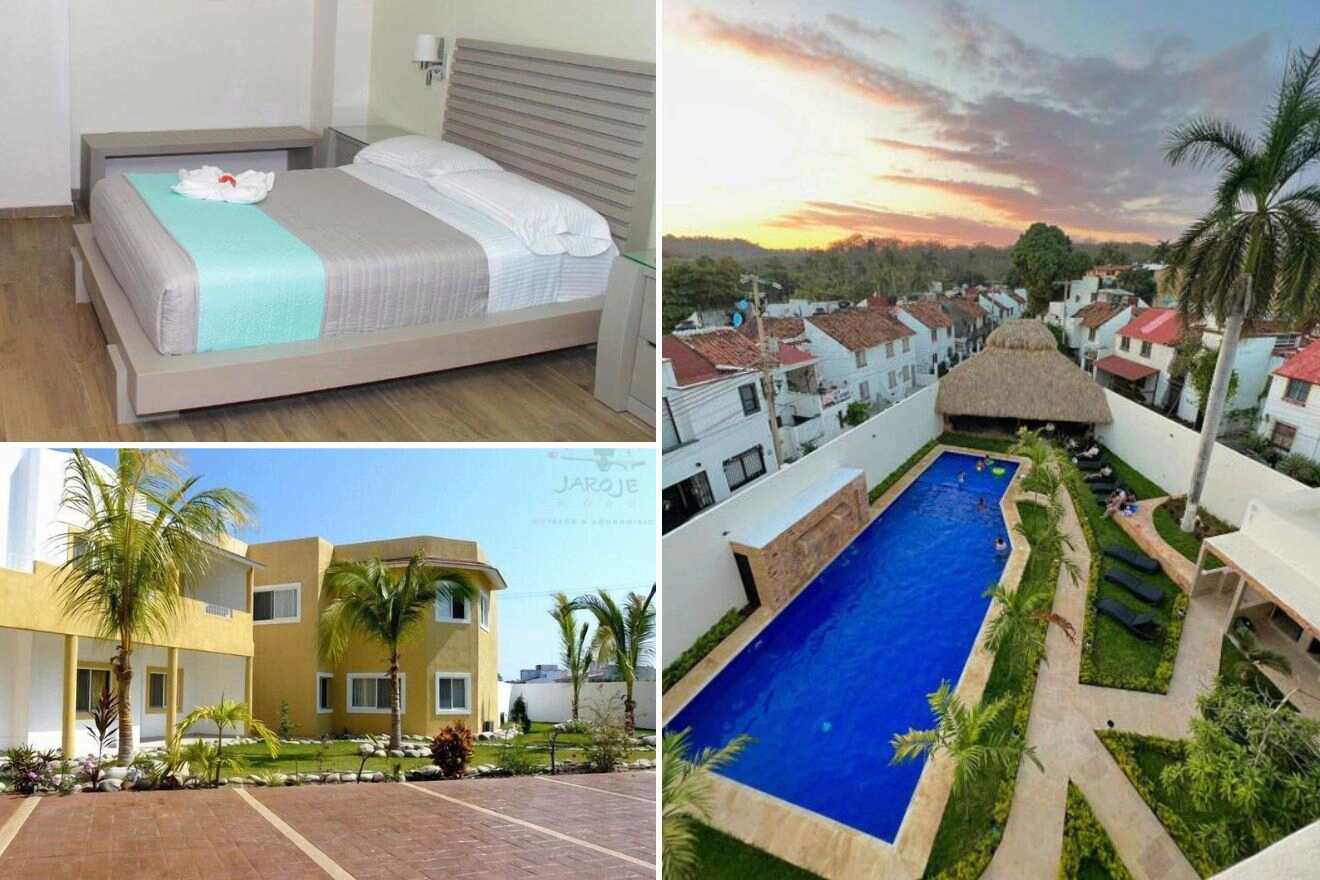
[353,135,500,178]
[426,169,614,257]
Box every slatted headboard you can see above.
[444,39,656,252]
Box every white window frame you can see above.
[252,583,301,625]
[434,672,472,715]
[316,672,333,715]
[854,350,866,368]
[479,592,490,631]
[346,672,405,714]
[435,593,471,624]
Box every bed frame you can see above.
[71,39,656,424]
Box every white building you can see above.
[0,448,255,755]
[1048,275,1102,327]
[1094,308,1185,409]
[661,335,781,534]
[1257,339,1320,462]
[894,301,955,381]
[800,308,920,409]
[1068,301,1133,373]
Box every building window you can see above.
[1284,378,1311,405]
[885,342,894,358]
[479,592,490,630]
[75,666,112,715]
[888,370,897,389]
[723,446,766,491]
[436,593,470,623]
[1120,336,1130,351]
[854,350,867,368]
[1088,328,1097,342]
[738,383,760,415]
[1140,340,1152,357]
[662,472,715,534]
[902,337,910,353]
[317,673,333,714]
[930,328,937,343]
[858,381,869,401]
[253,584,300,624]
[145,669,180,713]
[435,673,471,714]
[1271,422,1297,451]
[347,673,403,713]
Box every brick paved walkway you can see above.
[0,772,656,880]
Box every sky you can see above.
[664,0,1320,248]
[82,447,656,680]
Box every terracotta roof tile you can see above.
[1095,354,1160,381]
[662,336,725,387]
[807,309,915,351]
[946,299,988,321]
[1118,308,1184,346]
[1075,301,1127,329]
[668,328,814,384]
[740,316,805,341]
[900,300,953,330]
[1275,337,1320,385]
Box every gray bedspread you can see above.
[90,169,490,355]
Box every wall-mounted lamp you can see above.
[414,34,445,85]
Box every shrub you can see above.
[430,723,475,779]
[1059,783,1134,880]
[277,699,297,739]
[581,706,632,773]
[2,746,58,795]
[841,401,870,427]
[1277,453,1320,487]
[868,439,939,504]
[662,608,747,692]
[510,695,532,734]
[495,741,539,776]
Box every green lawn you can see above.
[1152,499,1225,570]
[1060,782,1133,880]
[923,502,1056,876]
[938,432,1016,454]
[1217,636,1287,703]
[1068,449,1187,691]
[220,723,654,779]
[691,823,822,879]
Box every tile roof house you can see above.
[807,309,915,352]
[895,301,956,377]
[942,298,991,355]
[1258,338,1320,463]
[1117,308,1185,346]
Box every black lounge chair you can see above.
[1090,482,1119,495]
[1076,458,1107,472]
[1103,545,1160,574]
[1105,568,1164,605]
[1096,598,1161,641]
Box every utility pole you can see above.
[743,274,786,466]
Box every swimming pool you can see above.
[667,450,1019,842]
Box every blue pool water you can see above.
[667,451,1019,842]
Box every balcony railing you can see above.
[820,387,851,407]
[204,603,234,618]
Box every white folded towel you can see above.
[171,166,275,204]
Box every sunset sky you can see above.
[664,0,1320,248]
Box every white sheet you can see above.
[342,163,616,313]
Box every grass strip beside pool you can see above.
[691,823,823,879]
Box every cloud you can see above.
[765,201,1024,246]
[824,14,901,44]
[685,4,1284,246]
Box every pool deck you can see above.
[662,444,1033,880]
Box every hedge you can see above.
[1059,782,1134,880]
[869,439,939,504]
[662,608,748,693]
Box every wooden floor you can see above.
[0,216,652,442]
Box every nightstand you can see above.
[323,125,415,167]
[594,250,656,426]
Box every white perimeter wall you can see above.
[1096,390,1304,526]
[661,383,943,664]
[504,680,658,731]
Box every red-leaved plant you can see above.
[429,723,474,779]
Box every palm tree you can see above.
[662,729,749,880]
[176,695,279,786]
[982,583,1076,675]
[1228,629,1293,686]
[575,586,656,733]
[1015,503,1083,588]
[890,681,1042,805]
[550,592,591,722]
[320,552,475,750]
[1162,44,1320,532]
[53,449,253,764]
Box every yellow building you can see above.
[0,449,258,757]
[247,535,504,739]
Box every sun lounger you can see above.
[1076,459,1106,472]
[1096,597,1161,641]
[1089,482,1119,495]
[1103,545,1160,574]
[1104,568,1164,605]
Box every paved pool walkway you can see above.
[0,770,655,880]
[983,481,1213,880]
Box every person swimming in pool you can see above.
[958,470,967,484]
[977,495,988,512]
[994,536,1009,557]
[976,458,986,472]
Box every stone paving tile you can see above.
[0,794,23,831]
[535,769,656,801]
[415,772,656,866]
[252,774,654,879]
[0,789,326,880]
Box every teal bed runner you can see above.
[126,174,325,352]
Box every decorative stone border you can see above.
[663,444,1032,880]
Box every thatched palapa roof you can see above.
[936,320,1113,424]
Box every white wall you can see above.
[333,0,375,126]
[0,0,72,209]
[1096,390,1304,525]
[506,679,657,731]
[661,383,943,664]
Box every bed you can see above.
[70,39,656,424]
